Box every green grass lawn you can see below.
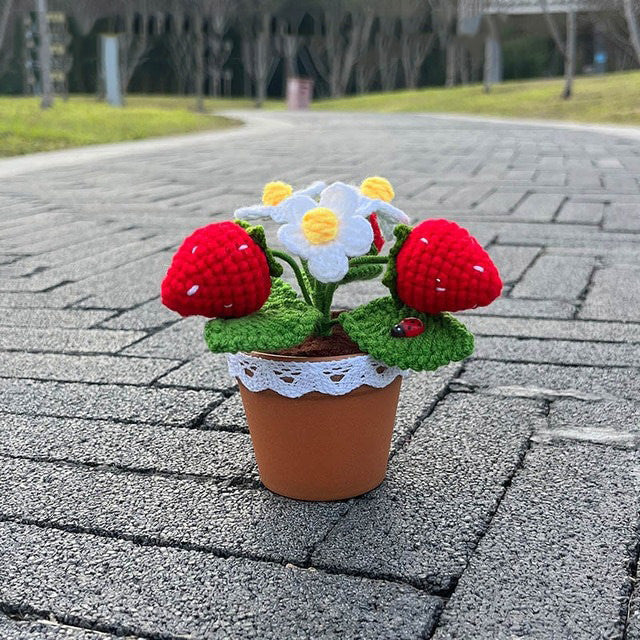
[315,71,640,126]
[0,95,243,157]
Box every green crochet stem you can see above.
[271,250,313,306]
[348,255,389,267]
[315,282,338,335]
[271,253,390,336]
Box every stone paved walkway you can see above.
[1,111,640,639]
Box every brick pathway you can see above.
[1,112,639,639]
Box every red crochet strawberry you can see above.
[161,221,274,318]
[369,213,384,252]
[387,219,502,314]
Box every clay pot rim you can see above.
[247,350,367,364]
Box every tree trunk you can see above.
[562,10,576,100]
[483,15,500,93]
[445,39,456,87]
[194,12,205,112]
[623,0,640,66]
[0,0,13,55]
[254,12,272,108]
[36,0,53,108]
[459,44,469,84]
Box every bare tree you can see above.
[118,0,152,92]
[0,0,13,56]
[36,0,53,108]
[623,0,640,65]
[205,0,233,98]
[540,0,576,99]
[483,14,500,93]
[240,1,280,107]
[194,8,205,111]
[307,0,375,97]
[275,2,307,85]
[354,46,377,94]
[375,12,400,91]
[398,0,434,89]
[166,2,194,94]
[428,0,457,87]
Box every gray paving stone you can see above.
[474,190,525,214]
[391,364,461,454]
[580,266,640,321]
[459,360,640,400]
[0,522,441,640]
[460,296,576,319]
[464,315,640,343]
[556,201,604,224]
[486,245,539,284]
[474,336,640,367]
[122,317,208,359]
[536,398,640,448]
[511,254,593,300]
[604,203,640,232]
[312,395,546,591]
[433,443,640,640]
[0,615,117,640]
[512,193,565,221]
[0,378,217,426]
[3,111,640,638]
[0,413,255,479]
[99,297,175,330]
[1,352,177,384]
[0,327,146,354]
[157,352,235,390]
[0,308,113,329]
[204,392,248,432]
[0,456,344,563]
[628,592,640,640]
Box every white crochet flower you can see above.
[234,181,326,224]
[277,182,374,283]
[353,189,410,239]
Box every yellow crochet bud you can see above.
[262,181,293,206]
[360,176,394,202]
[302,207,339,245]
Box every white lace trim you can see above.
[227,352,406,398]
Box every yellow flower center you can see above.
[262,181,293,206]
[301,207,339,245]
[360,176,394,202]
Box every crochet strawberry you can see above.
[161,221,276,318]
[386,219,502,314]
[369,213,384,252]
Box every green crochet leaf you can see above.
[204,279,320,354]
[339,296,474,371]
[381,224,412,304]
[235,220,283,277]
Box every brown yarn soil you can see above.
[275,322,361,358]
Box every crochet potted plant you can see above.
[161,178,502,501]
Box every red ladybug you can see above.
[391,317,425,338]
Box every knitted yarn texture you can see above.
[391,219,502,314]
[227,352,405,398]
[204,279,321,353]
[339,297,474,371]
[161,221,272,318]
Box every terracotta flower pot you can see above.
[235,352,403,501]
